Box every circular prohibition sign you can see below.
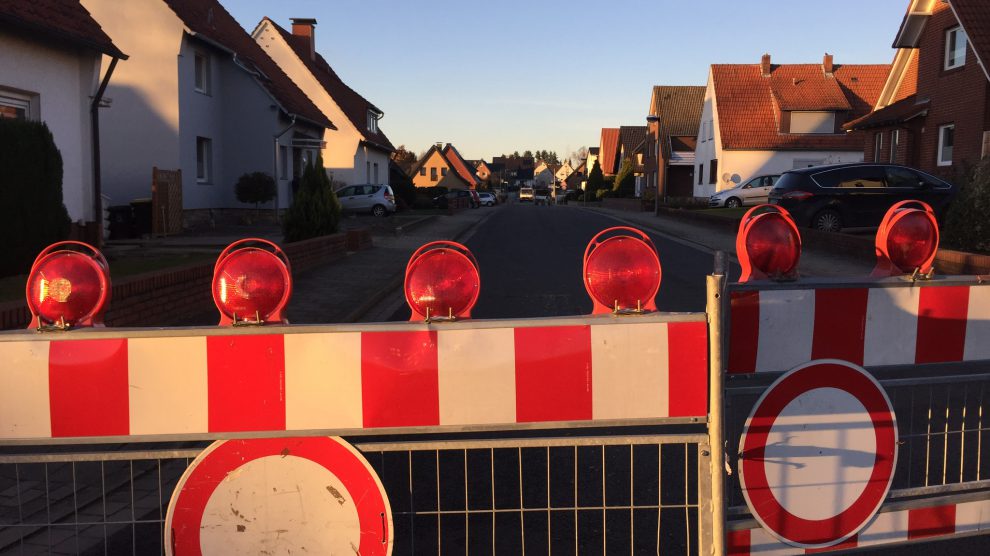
[738,359,897,549]
[165,436,392,555]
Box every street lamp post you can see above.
[646,114,660,216]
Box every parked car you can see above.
[432,189,479,209]
[768,163,956,232]
[709,175,780,208]
[478,192,497,206]
[335,184,396,217]
[533,188,550,205]
[519,187,534,202]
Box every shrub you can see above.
[235,172,276,214]
[943,158,990,253]
[612,158,636,197]
[0,118,70,276]
[585,160,604,199]
[388,164,416,208]
[282,156,341,242]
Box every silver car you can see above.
[335,184,396,217]
[709,174,780,208]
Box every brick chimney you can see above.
[761,53,771,77]
[823,52,834,76]
[290,18,317,61]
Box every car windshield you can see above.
[771,172,802,191]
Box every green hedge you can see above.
[0,119,70,276]
[943,158,990,254]
[282,156,341,242]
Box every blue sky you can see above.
[229,0,908,162]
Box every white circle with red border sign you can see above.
[165,436,392,555]
[738,359,897,549]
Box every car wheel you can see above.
[372,204,387,218]
[813,209,842,233]
[726,198,741,208]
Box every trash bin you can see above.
[130,198,152,237]
[107,205,135,240]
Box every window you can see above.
[337,186,353,197]
[430,167,438,181]
[441,167,448,177]
[279,146,288,179]
[419,167,426,176]
[945,26,967,70]
[709,159,718,185]
[791,111,836,134]
[196,137,212,183]
[366,161,371,182]
[698,164,704,185]
[890,130,899,163]
[886,167,921,188]
[0,90,36,120]
[373,162,379,184]
[874,133,883,162]
[708,120,714,141]
[838,166,885,188]
[367,110,378,133]
[194,52,211,94]
[938,124,954,166]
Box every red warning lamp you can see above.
[404,241,480,321]
[26,241,111,330]
[583,227,661,315]
[737,205,802,282]
[212,238,292,325]
[872,200,939,278]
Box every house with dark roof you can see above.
[845,0,989,179]
[80,0,333,224]
[585,147,600,178]
[694,53,889,197]
[409,143,480,190]
[644,85,705,199]
[618,125,648,195]
[1,0,126,242]
[253,18,394,189]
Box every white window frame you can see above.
[945,26,967,70]
[367,110,378,133]
[890,130,899,163]
[0,89,38,120]
[937,124,954,167]
[874,133,883,162]
[196,137,213,183]
[194,51,211,94]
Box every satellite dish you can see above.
[722,172,732,182]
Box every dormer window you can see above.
[945,26,967,70]
[367,110,379,133]
[790,111,835,134]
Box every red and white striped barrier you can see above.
[728,283,990,374]
[0,319,707,440]
[728,499,990,554]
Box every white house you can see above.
[253,18,394,188]
[0,0,126,242]
[693,53,890,198]
[79,0,332,225]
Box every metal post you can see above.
[706,251,728,556]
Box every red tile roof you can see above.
[442,144,480,187]
[0,0,125,58]
[599,128,620,174]
[952,0,990,78]
[163,0,332,129]
[712,61,889,150]
[265,18,393,153]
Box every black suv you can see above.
[768,163,955,232]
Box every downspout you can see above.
[274,115,297,223]
[91,56,120,247]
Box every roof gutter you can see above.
[90,55,120,247]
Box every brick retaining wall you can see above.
[1,229,371,330]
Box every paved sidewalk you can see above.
[285,207,495,324]
[568,205,874,278]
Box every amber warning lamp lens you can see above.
[26,241,111,330]
[737,205,802,282]
[583,226,661,315]
[871,200,939,278]
[404,241,480,321]
[212,238,292,325]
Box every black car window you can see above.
[838,167,885,188]
[338,186,353,197]
[769,175,781,185]
[370,185,382,193]
[811,169,842,188]
[886,167,922,188]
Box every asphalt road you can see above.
[388,201,739,321]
